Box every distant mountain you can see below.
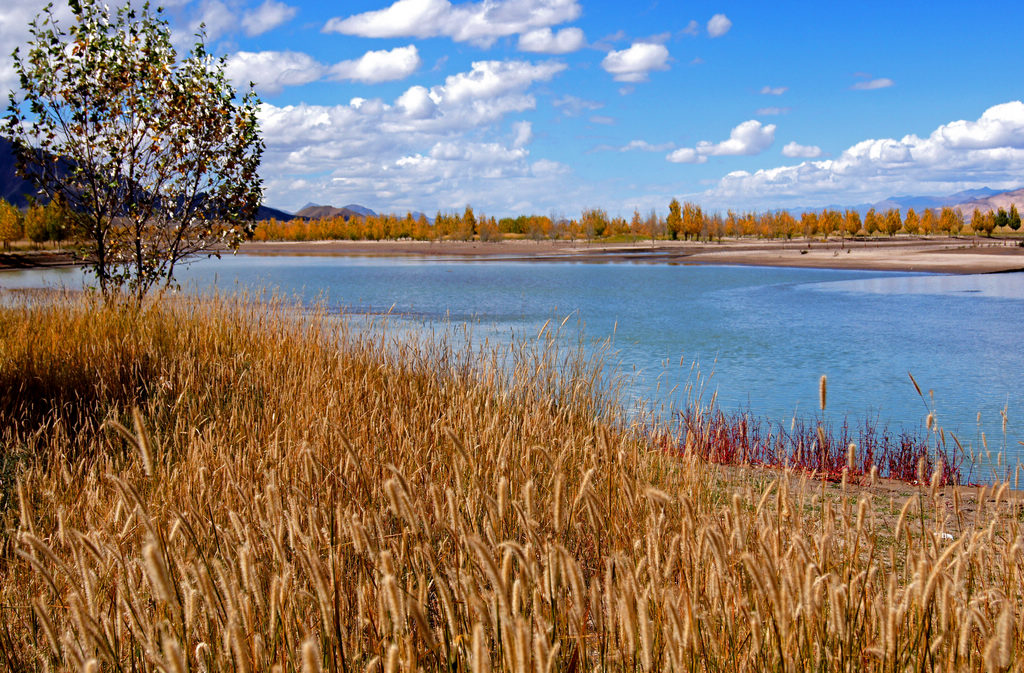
[1,136,47,207]
[3,135,296,220]
[255,204,299,221]
[953,187,1024,216]
[295,204,376,220]
[342,204,376,217]
[870,188,1002,212]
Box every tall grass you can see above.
[0,294,1021,671]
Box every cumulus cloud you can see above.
[227,46,421,94]
[517,26,585,53]
[323,0,582,47]
[255,58,569,212]
[226,51,325,94]
[851,77,894,91]
[242,0,297,36]
[781,141,822,158]
[707,101,1024,206]
[601,42,670,83]
[707,13,732,38]
[667,120,776,163]
[760,85,787,96]
[330,45,422,83]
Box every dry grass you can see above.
[0,294,1021,672]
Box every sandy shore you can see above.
[236,237,1024,275]
[4,238,1023,274]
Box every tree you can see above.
[24,202,49,247]
[666,198,682,240]
[1010,204,1021,232]
[843,209,861,238]
[5,0,263,299]
[939,207,962,236]
[0,199,24,250]
[920,208,937,236]
[881,209,902,237]
[903,208,919,235]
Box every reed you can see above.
[0,294,1020,671]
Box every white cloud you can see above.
[668,120,776,163]
[707,13,732,38]
[756,107,790,116]
[517,27,585,53]
[330,45,422,83]
[601,42,670,83]
[781,141,822,158]
[226,51,325,94]
[552,94,603,116]
[666,148,706,164]
[189,0,237,42]
[323,0,582,47]
[242,0,297,36]
[227,46,421,93]
[595,139,675,153]
[590,115,615,125]
[851,77,894,91]
[706,101,1024,207]
[760,85,787,96]
[254,58,570,213]
[512,121,533,147]
[680,20,700,37]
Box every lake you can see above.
[5,255,1024,476]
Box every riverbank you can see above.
[4,238,1023,274]
[238,236,1024,274]
[1,295,1021,670]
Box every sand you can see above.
[3,237,1023,274]
[234,237,1024,275]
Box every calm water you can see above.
[5,256,1024,472]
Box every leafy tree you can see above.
[24,202,49,247]
[920,208,937,236]
[882,209,902,237]
[994,208,1009,231]
[971,209,995,237]
[800,211,818,238]
[0,199,24,249]
[843,209,861,238]
[666,198,682,240]
[682,202,703,240]
[939,207,962,235]
[903,208,919,235]
[1009,204,1021,232]
[863,208,879,236]
[5,0,263,299]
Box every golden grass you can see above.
[0,294,1021,671]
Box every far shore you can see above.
[3,237,1024,274]
[236,236,1024,275]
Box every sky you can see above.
[4,0,1024,217]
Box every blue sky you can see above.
[4,0,1024,217]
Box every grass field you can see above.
[0,294,1021,671]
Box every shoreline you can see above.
[234,237,1024,275]
[3,237,1023,275]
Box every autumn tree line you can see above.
[253,199,1023,244]
[2,197,1023,250]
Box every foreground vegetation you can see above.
[0,295,1021,671]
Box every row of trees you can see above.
[253,201,1023,244]
[0,198,73,250]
